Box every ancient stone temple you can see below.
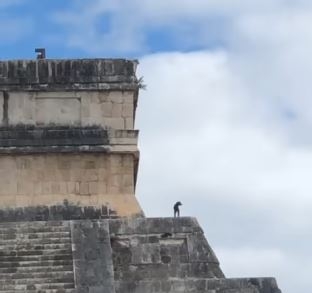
[0,58,282,293]
[0,59,142,219]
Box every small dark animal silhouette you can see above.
[173,201,182,217]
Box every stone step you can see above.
[0,243,72,251]
[0,282,75,291]
[0,248,71,257]
[0,237,71,245]
[0,271,74,281]
[0,254,73,263]
[0,265,73,274]
[0,289,76,293]
[0,221,69,229]
[0,232,71,240]
[0,277,74,285]
[0,225,70,234]
[0,259,73,268]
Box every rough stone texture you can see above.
[0,153,142,217]
[0,221,75,292]
[109,218,281,293]
[1,91,136,129]
[0,58,141,217]
[0,202,117,222]
[71,220,115,293]
[0,217,282,293]
[0,59,138,91]
[0,126,109,147]
[0,126,138,151]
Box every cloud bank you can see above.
[136,50,312,293]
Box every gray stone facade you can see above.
[0,217,282,292]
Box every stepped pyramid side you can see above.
[0,57,282,292]
[0,218,282,292]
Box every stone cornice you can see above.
[0,59,139,91]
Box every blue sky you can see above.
[0,0,232,59]
[2,1,312,293]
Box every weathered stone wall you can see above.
[0,59,138,90]
[68,217,281,293]
[0,58,142,217]
[0,91,135,129]
[0,153,141,217]
[0,217,282,292]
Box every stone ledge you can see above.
[0,59,139,91]
[0,203,117,222]
[0,126,138,152]
[109,217,203,235]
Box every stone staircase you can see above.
[0,221,75,293]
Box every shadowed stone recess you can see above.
[0,126,109,147]
[0,202,117,222]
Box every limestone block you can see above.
[34,91,80,99]
[84,160,97,169]
[8,92,36,125]
[122,155,134,168]
[51,182,61,194]
[106,118,124,129]
[15,195,32,207]
[108,91,123,104]
[124,117,134,129]
[0,180,17,195]
[79,182,89,195]
[112,103,123,118]
[89,194,99,205]
[98,91,110,103]
[131,243,161,264]
[34,182,42,195]
[101,102,113,117]
[0,195,16,207]
[67,181,79,195]
[107,184,119,194]
[70,169,82,182]
[89,182,99,195]
[82,169,98,182]
[122,103,134,118]
[57,158,72,169]
[109,174,123,188]
[122,174,133,186]
[17,181,34,196]
[0,157,16,170]
[98,156,108,168]
[89,102,103,121]
[58,169,71,181]
[42,182,52,194]
[35,97,81,126]
[110,154,123,168]
[122,91,134,104]
[97,181,108,194]
[43,168,57,181]
[81,103,90,117]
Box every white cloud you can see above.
[51,0,312,54]
[135,50,312,293]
